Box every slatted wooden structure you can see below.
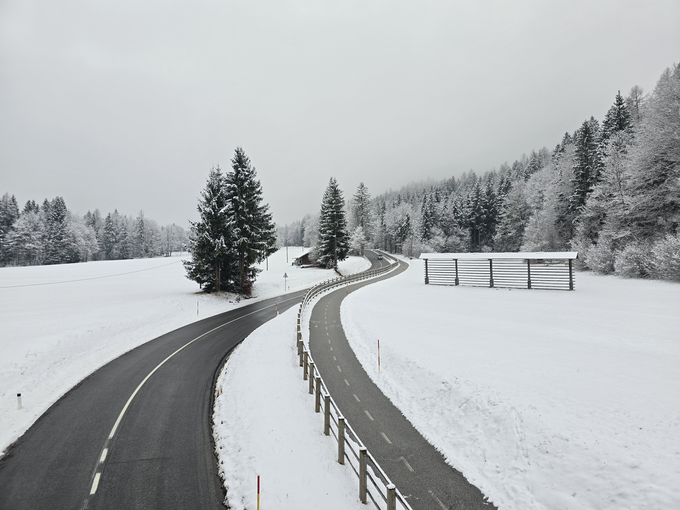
[419,252,578,291]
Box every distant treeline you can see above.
[278,62,680,282]
[0,195,187,266]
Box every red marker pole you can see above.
[378,339,381,371]
[257,475,260,510]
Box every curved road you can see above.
[310,250,496,510]
[0,290,306,510]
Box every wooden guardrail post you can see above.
[315,377,321,413]
[299,344,304,367]
[387,484,396,510]
[303,351,308,380]
[324,395,331,436]
[359,447,367,503]
[338,416,345,464]
[308,362,315,394]
[489,258,494,288]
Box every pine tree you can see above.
[223,147,277,295]
[570,117,602,214]
[317,177,349,269]
[419,194,435,242]
[43,196,77,265]
[184,166,234,292]
[351,182,372,239]
[0,193,20,264]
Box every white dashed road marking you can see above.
[90,473,101,495]
[364,410,374,421]
[399,456,414,472]
[381,432,392,444]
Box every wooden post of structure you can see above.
[569,259,574,291]
[455,259,459,286]
[324,395,331,436]
[338,416,345,464]
[299,343,304,367]
[489,259,494,288]
[359,448,367,504]
[315,377,321,413]
[387,484,396,510]
[424,258,429,284]
[527,259,532,289]
[303,351,308,380]
[308,362,315,394]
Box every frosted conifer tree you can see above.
[184,166,234,292]
[224,147,277,296]
[317,177,349,269]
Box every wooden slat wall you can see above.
[425,258,574,291]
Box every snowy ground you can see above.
[213,308,366,510]
[341,258,680,509]
[0,247,370,456]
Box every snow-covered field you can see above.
[341,258,680,509]
[213,308,366,510]
[0,247,370,456]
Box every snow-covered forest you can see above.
[278,63,680,282]
[0,195,187,266]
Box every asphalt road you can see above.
[0,290,306,510]
[309,250,496,510]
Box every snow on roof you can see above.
[419,252,578,260]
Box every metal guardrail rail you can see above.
[295,252,412,510]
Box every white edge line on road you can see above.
[107,297,297,440]
[85,294,302,504]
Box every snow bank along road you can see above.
[0,291,306,510]
[309,250,495,510]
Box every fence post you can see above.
[527,259,532,289]
[308,362,315,394]
[569,258,574,291]
[359,447,367,504]
[387,484,396,510]
[489,258,494,288]
[338,416,345,464]
[299,343,304,367]
[303,351,308,380]
[424,258,429,284]
[455,259,459,285]
[324,395,331,436]
[315,377,321,413]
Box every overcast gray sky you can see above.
[1,1,678,227]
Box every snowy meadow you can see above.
[341,257,680,509]
[0,247,369,456]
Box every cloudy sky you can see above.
[1,1,678,227]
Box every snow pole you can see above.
[197,301,199,316]
[17,393,22,410]
[378,339,381,371]
[257,475,260,510]
[276,301,278,316]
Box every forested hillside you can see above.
[278,62,680,281]
[0,195,187,266]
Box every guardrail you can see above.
[295,252,412,510]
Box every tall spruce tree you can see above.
[184,166,234,292]
[317,177,349,269]
[570,117,602,214]
[223,147,277,295]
